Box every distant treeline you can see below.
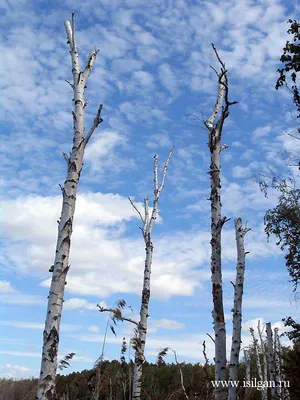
[0,361,246,400]
[1,345,299,400]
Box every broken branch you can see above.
[84,104,103,146]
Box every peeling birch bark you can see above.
[266,322,276,399]
[36,12,103,400]
[228,218,250,400]
[130,148,173,400]
[204,44,237,400]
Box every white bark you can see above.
[228,218,250,400]
[249,327,266,400]
[266,322,276,399]
[256,321,268,400]
[36,12,102,400]
[243,349,251,400]
[205,44,237,400]
[274,328,290,400]
[243,350,250,381]
[130,148,173,400]
[257,320,268,381]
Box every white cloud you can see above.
[112,58,143,74]
[0,192,140,246]
[0,350,40,358]
[0,320,81,332]
[0,294,44,306]
[158,63,179,96]
[84,129,130,174]
[240,299,291,309]
[0,281,17,293]
[147,132,172,149]
[132,70,154,86]
[231,165,250,179]
[252,125,272,138]
[89,325,100,333]
[0,363,31,378]
[1,190,283,300]
[64,298,104,311]
[0,321,44,330]
[119,101,169,124]
[148,318,185,333]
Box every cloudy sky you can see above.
[0,0,299,379]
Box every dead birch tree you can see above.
[249,325,267,400]
[274,327,290,400]
[257,320,268,384]
[98,148,173,400]
[249,327,265,395]
[266,322,277,399]
[204,44,237,400]
[36,12,103,400]
[228,218,250,400]
[243,350,251,382]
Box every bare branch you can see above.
[170,349,189,400]
[211,43,225,70]
[185,112,207,130]
[144,196,149,232]
[71,10,75,51]
[82,49,100,86]
[84,104,103,146]
[210,64,219,76]
[128,197,144,224]
[62,152,70,164]
[285,130,300,140]
[206,332,215,344]
[97,305,138,326]
[64,15,80,84]
[202,340,209,365]
[158,146,174,193]
[154,154,158,196]
[243,227,251,236]
[65,79,74,89]
[220,216,230,228]
[205,44,238,139]
[64,21,73,48]
[148,147,174,235]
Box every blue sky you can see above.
[0,0,300,379]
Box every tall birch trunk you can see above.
[257,320,268,382]
[274,328,290,400]
[255,321,268,400]
[266,322,276,399]
[228,218,250,400]
[243,349,251,400]
[243,350,250,382]
[249,327,266,400]
[36,12,103,400]
[204,44,237,400]
[130,148,173,400]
